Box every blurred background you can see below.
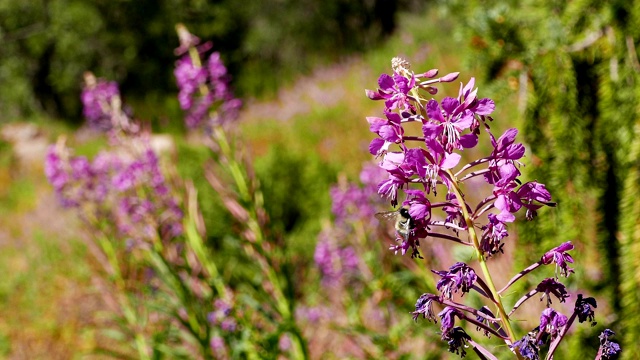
[1,0,639,359]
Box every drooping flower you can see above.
[480,213,508,256]
[539,307,568,340]
[596,329,621,360]
[574,294,597,325]
[511,329,541,360]
[475,306,496,338]
[412,293,439,322]
[438,307,461,334]
[541,242,575,277]
[441,326,471,358]
[516,181,556,220]
[536,278,570,305]
[433,262,477,299]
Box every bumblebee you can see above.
[375,206,415,241]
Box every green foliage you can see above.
[254,145,336,255]
[0,0,407,122]
[442,0,640,355]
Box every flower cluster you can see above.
[366,58,615,358]
[46,77,183,245]
[174,25,241,130]
[314,163,389,286]
[81,73,120,131]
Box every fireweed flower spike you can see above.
[174,25,241,131]
[367,57,615,358]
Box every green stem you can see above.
[445,170,519,348]
[97,235,151,360]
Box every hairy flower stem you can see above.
[445,169,520,353]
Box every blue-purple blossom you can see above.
[596,329,621,360]
[441,326,471,358]
[536,278,570,306]
[511,329,541,360]
[574,294,597,325]
[433,262,477,299]
[541,242,575,277]
[438,306,461,334]
[412,293,439,322]
[539,307,568,340]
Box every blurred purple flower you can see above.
[81,76,120,131]
[174,38,241,130]
[46,140,183,244]
[314,231,359,286]
[596,329,621,360]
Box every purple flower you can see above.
[412,293,439,322]
[541,242,575,277]
[438,306,460,334]
[208,299,237,332]
[441,327,471,358]
[366,72,416,112]
[432,262,477,299]
[596,329,621,360]
[45,146,69,195]
[81,76,120,131]
[484,128,525,185]
[511,329,541,360]
[493,181,522,223]
[367,111,405,144]
[314,231,359,286]
[210,335,225,354]
[475,306,496,338]
[174,56,208,111]
[539,307,567,340]
[175,51,241,130]
[424,97,478,153]
[536,278,570,306]
[480,213,508,256]
[574,294,597,325]
[516,181,556,220]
